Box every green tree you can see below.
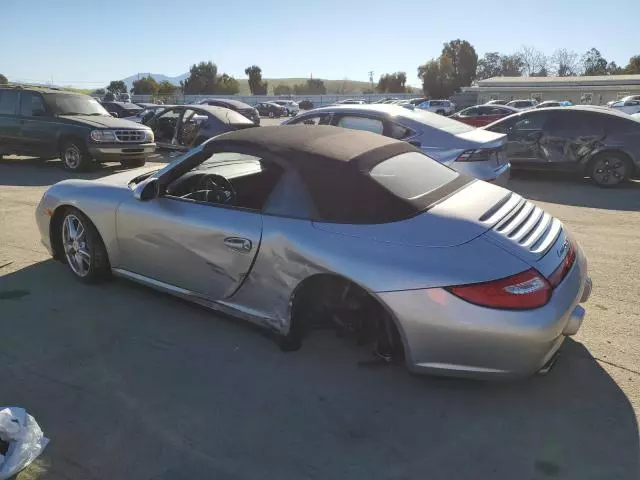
[92,88,106,96]
[442,39,477,89]
[582,48,608,75]
[293,78,326,95]
[274,84,292,95]
[607,61,623,75]
[0,74,8,85]
[476,52,503,80]
[132,75,158,95]
[376,72,407,93]
[183,61,218,94]
[216,74,239,94]
[157,80,177,95]
[500,54,524,76]
[106,80,127,94]
[624,55,640,74]
[418,55,455,98]
[244,65,268,95]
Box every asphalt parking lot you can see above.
[1,135,639,478]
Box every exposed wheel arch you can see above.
[285,273,408,363]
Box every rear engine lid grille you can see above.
[481,192,563,257]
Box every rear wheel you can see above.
[268,111,275,118]
[59,208,110,283]
[60,139,91,172]
[436,109,445,115]
[120,158,146,168]
[589,152,631,187]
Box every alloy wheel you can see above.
[593,156,626,186]
[62,214,91,277]
[64,145,81,170]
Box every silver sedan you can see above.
[36,126,591,379]
[282,104,511,186]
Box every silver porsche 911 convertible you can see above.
[36,126,592,378]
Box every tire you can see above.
[436,109,445,115]
[59,207,110,284]
[588,152,632,187]
[268,111,275,118]
[60,139,92,172]
[120,158,146,168]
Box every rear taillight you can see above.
[456,148,495,162]
[447,268,552,310]
[548,240,576,287]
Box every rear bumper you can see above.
[378,246,591,379]
[88,143,156,161]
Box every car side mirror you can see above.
[111,111,119,118]
[133,177,159,201]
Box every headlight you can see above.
[90,130,117,142]
[144,129,154,142]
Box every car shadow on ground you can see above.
[0,154,172,187]
[508,170,640,211]
[1,260,638,480]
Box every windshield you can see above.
[45,94,110,116]
[404,108,475,134]
[370,151,459,200]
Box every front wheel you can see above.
[436,109,445,115]
[589,152,631,187]
[60,208,110,283]
[268,111,275,118]
[60,139,92,172]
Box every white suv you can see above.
[416,99,455,115]
[273,100,299,116]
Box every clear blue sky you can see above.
[3,0,639,88]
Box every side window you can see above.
[513,113,547,132]
[388,122,413,139]
[0,90,19,115]
[476,107,492,116]
[293,114,331,125]
[19,92,47,117]
[335,115,384,135]
[461,107,478,116]
[167,152,284,212]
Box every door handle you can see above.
[223,237,252,252]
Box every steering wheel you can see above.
[183,173,236,205]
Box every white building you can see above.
[463,75,640,105]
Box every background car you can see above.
[118,93,132,103]
[607,95,640,107]
[416,99,455,115]
[273,100,299,116]
[484,106,640,187]
[608,99,640,115]
[254,102,286,118]
[283,104,510,184]
[101,101,143,119]
[485,99,509,105]
[131,105,172,124]
[450,105,519,127]
[197,98,260,124]
[36,126,591,379]
[145,104,255,150]
[335,99,366,105]
[506,99,538,110]
[0,86,155,171]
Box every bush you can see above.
[299,100,314,110]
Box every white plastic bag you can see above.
[0,407,49,479]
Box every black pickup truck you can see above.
[0,86,156,171]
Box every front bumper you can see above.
[88,142,156,162]
[377,246,591,379]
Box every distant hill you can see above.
[121,73,419,95]
[121,73,188,90]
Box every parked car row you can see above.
[0,85,155,171]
